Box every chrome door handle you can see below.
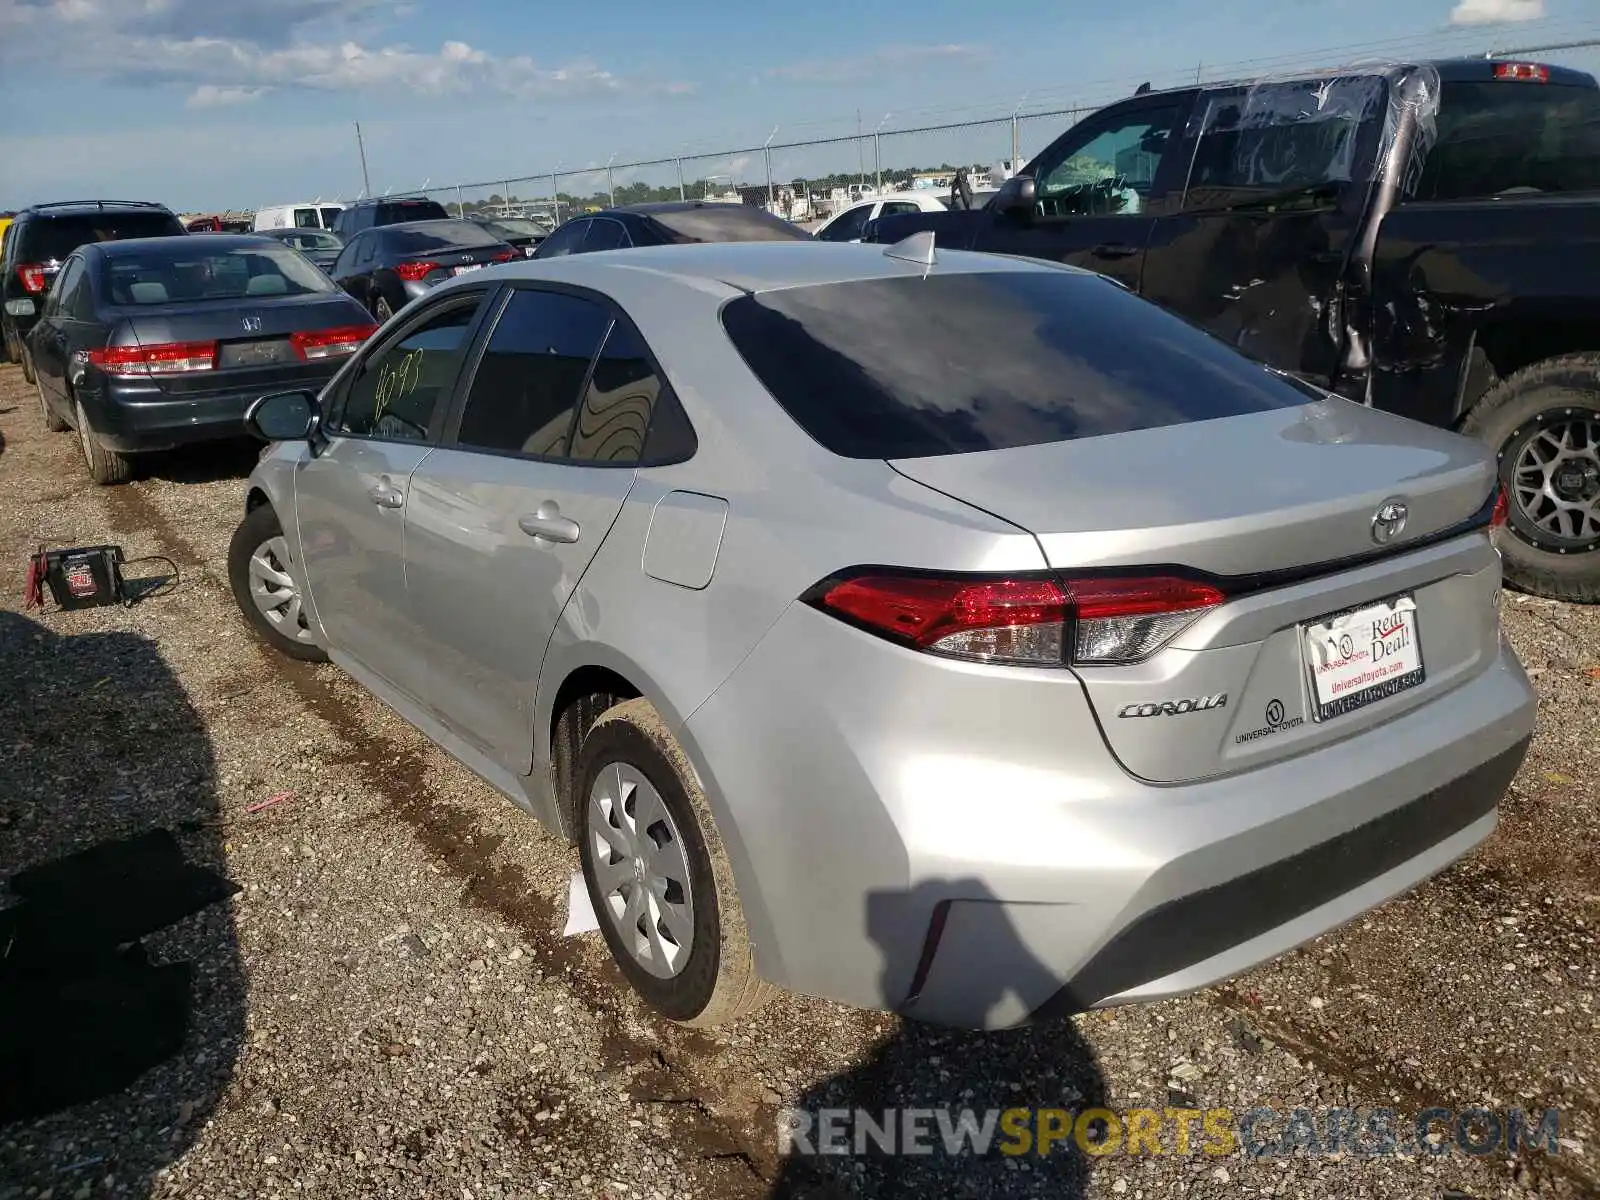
[518,502,580,544]
[368,480,404,508]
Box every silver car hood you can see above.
[888,399,1497,577]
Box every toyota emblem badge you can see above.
[1371,498,1408,545]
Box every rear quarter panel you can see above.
[1368,195,1600,426]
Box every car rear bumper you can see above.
[93,368,340,452]
[683,604,1537,1030]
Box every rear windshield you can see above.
[379,201,449,222]
[649,206,811,243]
[101,244,336,305]
[482,218,547,238]
[1417,81,1600,199]
[279,230,340,250]
[386,222,502,253]
[320,207,343,227]
[21,212,184,262]
[720,271,1315,459]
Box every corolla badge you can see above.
[241,315,263,333]
[1371,498,1408,545]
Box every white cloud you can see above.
[767,43,990,85]
[0,0,646,100]
[1449,0,1545,24]
[186,84,270,108]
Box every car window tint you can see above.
[535,220,589,258]
[456,290,612,458]
[334,299,482,442]
[568,320,668,464]
[581,219,629,253]
[387,222,502,253]
[21,212,184,261]
[1416,81,1600,200]
[881,201,921,217]
[48,258,82,316]
[1033,106,1181,217]
[647,205,810,242]
[320,207,343,228]
[817,205,872,241]
[719,270,1314,459]
[294,208,319,228]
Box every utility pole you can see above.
[857,109,865,184]
[606,152,617,208]
[354,122,372,197]
[764,126,779,210]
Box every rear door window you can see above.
[581,219,630,253]
[535,220,590,258]
[454,289,612,458]
[719,270,1316,459]
[1416,81,1600,199]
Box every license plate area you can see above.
[220,339,292,368]
[1301,593,1425,721]
[453,263,483,276]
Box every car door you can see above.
[983,98,1191,290]
[329,231,371,300]
[402,285,643,774]
[1139,75,1391,384]
[294,288,495,704]
[29,255,82,406]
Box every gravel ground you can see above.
[0,360,1596,1200]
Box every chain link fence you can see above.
[398,104,1100,224]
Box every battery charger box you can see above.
[39,546,126,610]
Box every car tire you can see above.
[74,398,132,485]
[227,503,329,663]
[373,295,394,323]
[19,343,36,385]
[37,375,68,432]
[1461,352,1600,604]
[576,698,774,1027]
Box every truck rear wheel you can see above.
[1461,353,1600,604]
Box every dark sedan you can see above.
[258,226,344,272]
[328,219,517,322]
[27,234,377,484]
[531,200,811,258]
[460,214,549,257]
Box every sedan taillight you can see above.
[394,261,439,282]
[88,341,218,376]
[291,324,379,360]
[805,570,1224,667]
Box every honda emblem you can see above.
[242,315,262,333]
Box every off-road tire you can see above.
[1461,352,1600,604]
[74,398,132,485]
[576,698,774,1027]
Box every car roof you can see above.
[348,196,446,208]
[20,200,173,218]
[454,240,1074,299]
[87,233,279,258]
[609,201,751,216]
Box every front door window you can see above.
[1032,107,1181,217]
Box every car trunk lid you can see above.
[890,400,1504,783]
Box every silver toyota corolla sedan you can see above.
[228,239,1536,1031]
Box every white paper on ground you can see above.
[563,871,600,936]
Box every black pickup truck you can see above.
[867,58,1600,602]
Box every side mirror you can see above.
[246,390,320,443]
[995,175,1037,217]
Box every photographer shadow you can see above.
[0,611,244,1195]
[769,879,1107,1199]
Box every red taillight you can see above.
[491,248,517,263]
[1491,483,1509,528]
[88,341,217,377]
[291,323,378,361]
[808,571,1224,666]
[1493,62,1549,82]
[17,264,48,294]
[394,261,438,282]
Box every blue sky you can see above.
[0,0,1595,212]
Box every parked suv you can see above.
[2,200,186,383]
[331,197,450,240]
